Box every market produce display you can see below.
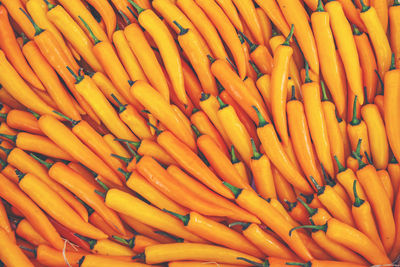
[0,0,399,266]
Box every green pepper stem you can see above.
[390,53,396,71]
[223,182,242,198]
[0,113,6,120]
[364,151,372,165]
[53,110,80,126]
[128,0,145,14]
[375,70,384,94]
[249,60,263,79]
[111,94,127,113]
[19,8,43,36]
[131,253,145,261]
[297,197,317,217]
[251,139,262,160]
[30,153,53,169]
[252,106,268,127]
[304,61,312,83]
[316,0,324,12]
[78,16,100,45]
[126,6,138,20]
[117,168,132,182]
[173,21,188,35]
[111,154,131,164]
[334,155,346,173]
[147,122,163,136]
[320,81,328,101]
[321,164,335,187]
[360,0,370,12]
[162,209,189,226]
[43,0,56,10]
[207,55,216,64]
[191,124,202,138]
[66,66,83,84]
[216,96,228,110]
[286,262,310,267]
[282,24,295,46]
[290,85,296,101]
[200,92,210,101]
[0,133,16,143]
[114,138,141,149]
[118,10,131,25]
[228,222,251,230]
[352,24,362,36]
[352,180,365,207]
[236,257,266,267]
[239,32,258,52]
[309,176,324,195]
[154,231,184,243]
[95,178,109,191]
[230,146,239,164]
[349,95,361,126]
[15,169,26,182]
[289,223,327,236]
[19,246,37,258]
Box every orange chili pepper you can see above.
[22,40,81,120]
[0,132,73,161]
[104,188,206,243]
[14,218,49,246]
[370,0,388,32]
[277,0,319,75]
[253,0,290,37]
[0,109,42,135]
[85,0,116,39]
[216,97,252,165]
[167,165,259,223]
[326,1,364,105]
[47,5,103,73]
[321,82,345,173]
[124,22,170,102]
[390,176,400,260]
[0,227,33,267]
[287,88,323,191]
[129,1,187,104]
[195,0,246,79]
[57,0,108,41]
[254,107,313,194]
[377,169,394,205]
[0,5,44,91]
[176,0,228,60]
[196,131,250,190]
[390,0,400,68]
[17,170,107,240]
[38,114,122,186]
[359,0,392,82]
[312,2,346,118]
[191,109,228,155]
[0,50,55,116]
[384,60,400,164]
[302,64,334,178]
[0,200,14,243]
[388,156,400,198]
[0,174,64,250]
[225,184,313,262]
[215,0,243,31]
[335,0,366,32]
[353,153,395,253]
[210,59,269,124]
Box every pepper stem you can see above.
[78,16,100,45]
[352,24,362,35]
[114,139,141,150]
[309,176,324,195]
[147,122,163,136]
[191,124,201,138]
[390,156,398,164]
[19,8,43,36]
[228,222,250,230]
[360,0,370,12]
[236,258,266,267]
[252,106,268,127]
[43,0,56,10]
[352,180,365,207]
[0,113,6,120]
[30,153,53,169]
[320,80,328,101]
[282,24,294,46]
[349,95,361,125]
[200,92,210,101]
[321,164,335,187]
[352,141,367,169]
[126,6,138,20]
[173,21,188,35]
[74,234,97,249]
[19,246,37,258]
[297,197,317,217]
[304,61,312,83]
[66,66,83,84]
[0,146,11,156]
[0,133,16,143]
[249,60,262,79]
[163,209,189,226]
[316,0,324,12]
[118,10,131,25]
[111,94,127,113]
[154,231,184,243]
[364,151,372,165]
[112,154,131,164]
[239,32,258,52]
[95,178,109,191]
[394,0,400,6]
[290,85,296,101]
[20,32,29,45]
[53,110,80,126]
[289,223,327,236]
[216,96,228,110]
[117,168,132,182]
[251,139,262,160]
[334,155,346,173]
[207,55,216,64]
[15,169,26,182]
[127,0,145,14]
[390,53,396,70]
[375,70,384,94]
[286,263,310,267]
[230,146,239,164]
[131,253,145,261]
[223,182,242,198]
